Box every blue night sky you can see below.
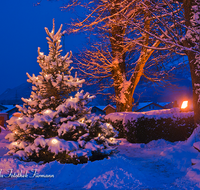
[0,0,193,104]
[0,0,84,94]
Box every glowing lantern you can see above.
[181,101,188,109]
[51,138,58,144]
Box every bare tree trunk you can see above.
[109,0,128,112]
[187,51,200,126]
[183,0,200,126]
[114,1,152,112]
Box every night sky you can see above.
[0,0,84,95]
[0,0,193,104]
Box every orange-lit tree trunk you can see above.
[57,0,183,112]
[109,0,126,111]
[109,1,160,112]
[183,0,200,126]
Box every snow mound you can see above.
[3,186,20,190]
[187,161,200,188]
[0,157,45,175]
[186,125,200,146]
[84,168,142,189]
[193,142,200,152]
[145,139,172,148]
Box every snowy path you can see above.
[116,140,198,189]
[0,130,199,190]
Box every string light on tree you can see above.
[44,109,52,114]
[79,118,85,123]
[12,142,18,146]
[5,20,119,164]
[51,138,59,145]
[109,137,114,142]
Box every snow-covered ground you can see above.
[1,129,200,190]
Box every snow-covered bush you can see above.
[126,116,194,143]
[107,110,195,143]
[5,21,118,164]
[107,120,125,138]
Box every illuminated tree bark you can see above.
[62,0,182,112]
[182,0,200,126]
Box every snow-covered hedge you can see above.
[106,108,195,143]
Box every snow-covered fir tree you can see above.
[5,20,118,164]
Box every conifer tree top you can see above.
[24,20,85,112]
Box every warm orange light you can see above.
[51,138,58,144]
[44,109,52,114]
[181,101,188,109]
[12,142,18,146]
[109,137,114,141]
[13,112,21,117]
[79,118,85,123]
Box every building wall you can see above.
[105,107,116,115]
[91,107,105,115]
[0,113,9,127]
[138,105,163,112]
